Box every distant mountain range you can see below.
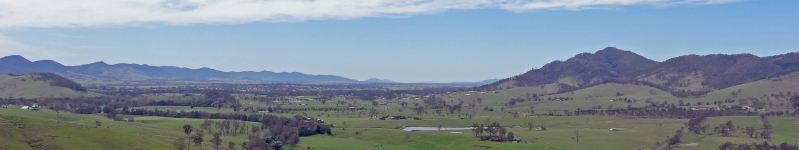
[0,55,361,83]
[479,47,799,97]
[0,55,499,85]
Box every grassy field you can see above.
[133,106,239,113]
[1,102,699,150]
[0,74,102,98]
[676,116,799,150]
[0,107,256,150]
[273,111,691,150]
[0,114,172,150]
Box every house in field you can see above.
[1,105,7,108]
[19,104,41,110]
[535,127,546,131]
[29,104,40,110]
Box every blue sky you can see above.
[0,0,797,82]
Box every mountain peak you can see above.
[0,55,31,63]
[599,47,621,51]
[89,61,109,66]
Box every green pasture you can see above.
[0,114,172,150]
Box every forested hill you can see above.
[0,55,358,83]
[479,47,799,97]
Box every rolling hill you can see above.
[0,55,360,83]
[0,73,101,98]
[480,47,799,98]
[0,114,172,150]
[443,70,799,113]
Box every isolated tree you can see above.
[528,122,534,131]
[173,138,187,150]
[53,101,67,118]
[201,119,213,134]
[499,127,507,141]
[437,124,442,131]
[127,116,135,122]
[183,125,193,150]
[210,132,222,149]
[192,130,204,150]
[541,122,545,130]
[232,121,241,137]
[241,142,248,150]
[573,130,581,143]
[477,98,483,105]
[95,120,102,128]
[471,123,479,137]
[507,132,515,142]
[228,142,236,150]
[745,127,756,138]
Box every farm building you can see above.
[19,104,41,110]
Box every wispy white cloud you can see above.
[0,0,738,28]
[0,34,38,56]
[0,34,77,59]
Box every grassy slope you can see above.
[0,74,101,98]
[0,107,254,150]
[703,71,799,101]
[439,83,675,112]
[0,114,172,150]
[453,71,799,112]
[677,116,799,150]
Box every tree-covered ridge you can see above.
[28,72,87,92]
[480,47,799,97]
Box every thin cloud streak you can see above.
[0,0,737,28]
[0,34,80,59]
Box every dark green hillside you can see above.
[484,47,656,89]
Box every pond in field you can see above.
[402,127,479,131]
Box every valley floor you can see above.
[4,105,795,150]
